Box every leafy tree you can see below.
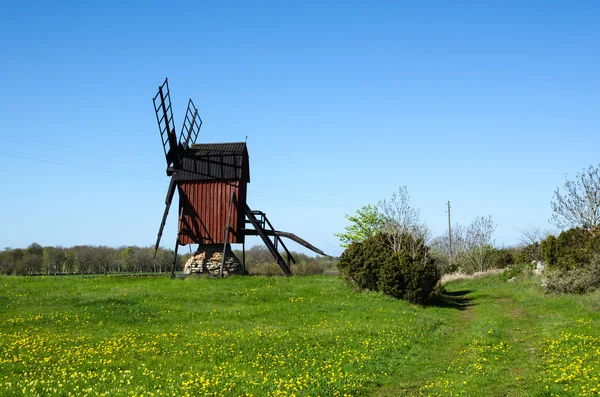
[96,246,119,274]
[7,249,25,275]
[73,246,95,275]
[335,204,384,248]
[134,248,154,273]
[120,247,135,274]
[551,164,600,232]
[0,250,12,275]
[26,243,43,257]
[43,247,65,275]
[154,248,173,273]
[21,244,43,275]
[64,250,76,274]
[23,253,42,275]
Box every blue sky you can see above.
[1,1,599,256]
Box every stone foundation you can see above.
[183,244,242,276]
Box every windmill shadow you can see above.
[430,289,474,310]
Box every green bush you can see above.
[338,233,440,304]
[337,234,392,290]
[543,256,600,294]
[490,248,515,269]
[541,235,557,267]
[541,228,600,271]
[378,237,440,304]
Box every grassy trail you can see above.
[376,276,600,396]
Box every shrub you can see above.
[378,237,440,304]
[541,235,557,267]
[337,234,392,290]
[490,248,514,269]
[555,228,591,270]
[541,228,600,271]
[338,233,440,303]
[542,256,600,294]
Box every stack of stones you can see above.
[183,244,241,276]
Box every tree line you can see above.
[0,244,178,276]
[0,243,337,276]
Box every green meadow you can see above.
[1,275,599,396]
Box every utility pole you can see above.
[447,201,452,266]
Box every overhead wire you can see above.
[3,131,453,213]
[0,147,447,213]
[0,150,360,208]
[0,133,163,171]
[0,151,164,182]
[0,132,374,208]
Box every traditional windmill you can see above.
[152,78,328,276]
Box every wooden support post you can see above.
[172,239,179,277]
[172,204,184,277]
[242,242,246,273]
[220,189,235,277]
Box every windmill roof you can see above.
[189,142,247,155]
[175,142,249,182]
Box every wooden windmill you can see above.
[152,78,328,276]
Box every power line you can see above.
[0,133,380,205]
[0,132,385,207]
[0,133,163,171]
[0,151,359,208]
[0,151,163,182]
[0,133,422,212]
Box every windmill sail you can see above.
[179,99,202,148]
[153,78,180,172]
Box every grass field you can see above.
[1,274,599,396]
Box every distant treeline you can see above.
[0,243,337,276]
[0,243,178,276]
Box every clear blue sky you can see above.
[1,1,599,256]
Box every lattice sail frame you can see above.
[179,99,202,148]
[153,78,179,169]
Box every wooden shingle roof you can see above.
[175,142,249,182]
